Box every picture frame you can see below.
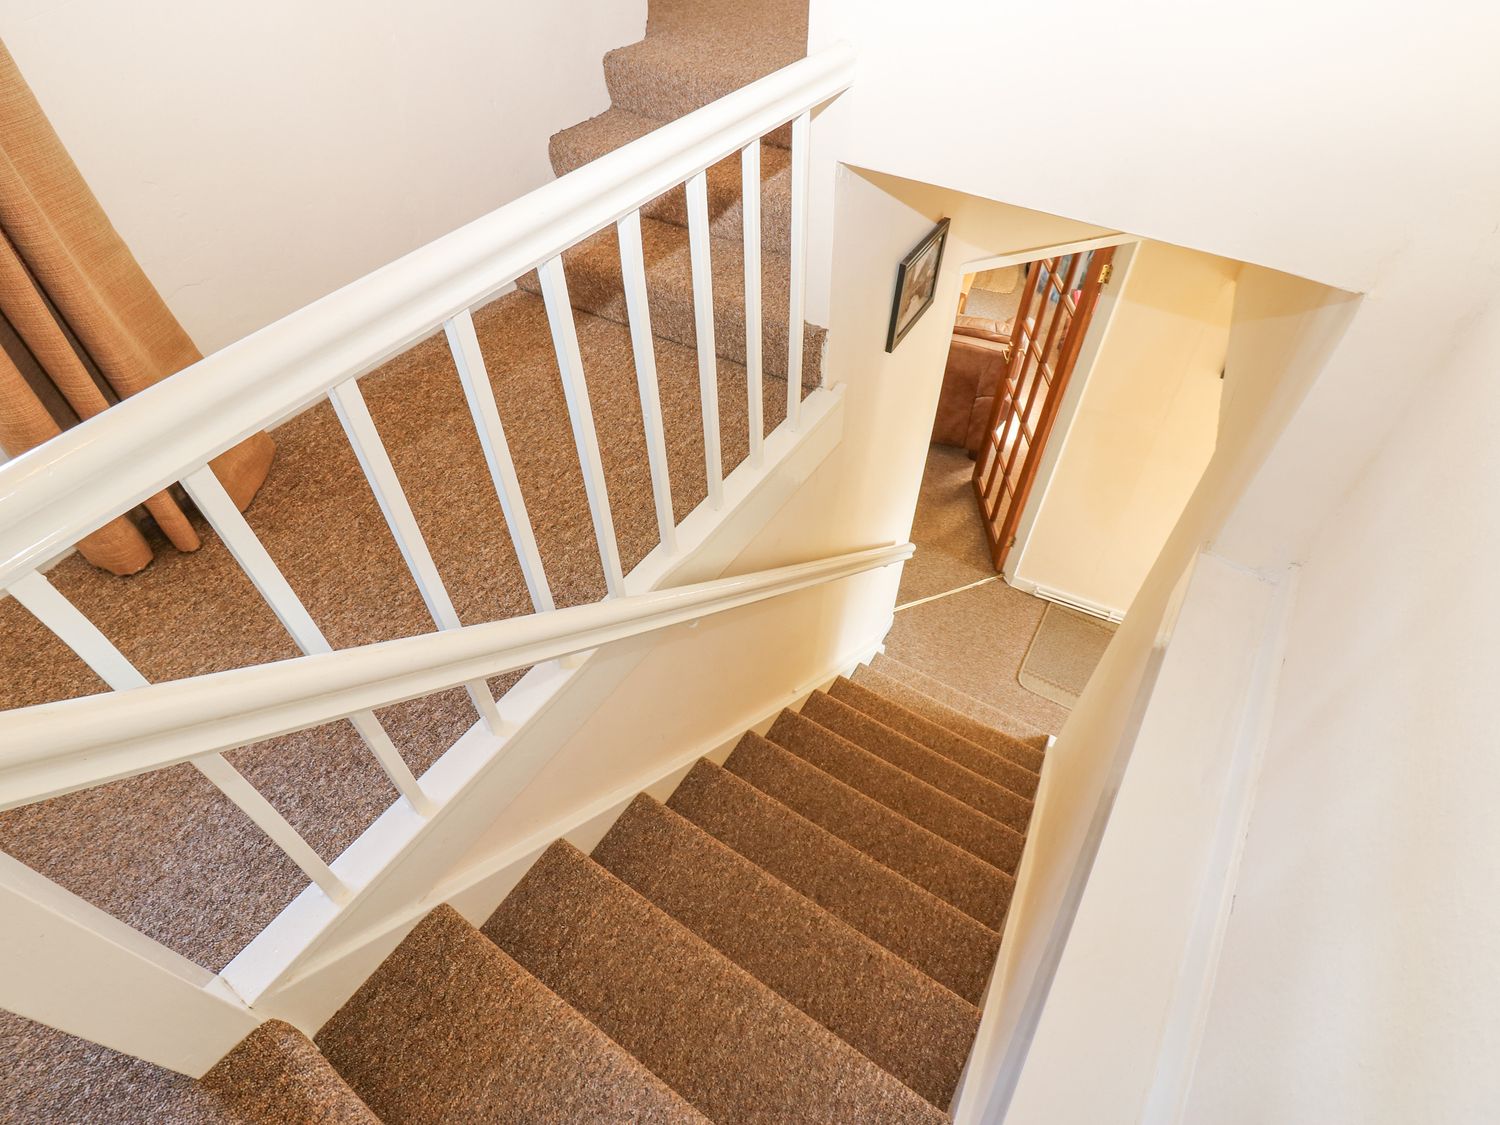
[885,217,950,352]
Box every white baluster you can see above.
[787,110,811,433]
[615,211,678,554]
[329,379,505,731]
[192,754,351,903]
[536,256,626,596]
[442,309,556,611]
[181,468,436,815]
[741,141,765,469]
[685,171,724,510]
[7,571,147,691]
[5,570,351,903]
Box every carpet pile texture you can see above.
[5,656,1047,1121]
[1,0,1059,1120]
[0,0,816,974]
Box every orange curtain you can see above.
[0,40,273,575]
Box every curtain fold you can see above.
[0,39,274,575]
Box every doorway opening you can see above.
[886,235,1236,730]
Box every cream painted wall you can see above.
[1182,303,1500,1123]
[965,266,1357,1123]
[0,0,644,353]
[808,3,1500,1118]
[1014,242,1236,615]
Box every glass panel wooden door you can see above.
[973,246,1115,570]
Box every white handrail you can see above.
[0,44,855,590]
[0,541,911,811]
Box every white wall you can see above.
[808,2,1500,1118]
[0,0,644,353]
[1014,241,1235,615]
[1182,303,1500,1124]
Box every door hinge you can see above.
[1007,534,1017,549]
[1098,263,1114,285]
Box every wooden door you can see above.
[973,246,1115,570]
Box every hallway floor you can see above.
[885,445,1083,736]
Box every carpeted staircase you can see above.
[0,1,1066,1119]
[0,0,819,970]
[2,656,1050,1122]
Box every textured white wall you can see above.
[1184,303,1500,1123]
[808,1,1500,1118]
[0,0,645,353]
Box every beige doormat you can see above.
[1018,603,1117,708]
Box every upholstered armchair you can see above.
[931,315,1013,456]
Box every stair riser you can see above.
[767,711,1024,875]
[484,842,946,1123]
[594,796,979,1109]
[604,46,795,148]
[551,137,794,251]
[802,695,1034,835]
[724,734,1013,931]
[516,229,824,388]
[829,678,1041,800]
[668,761,1001,1005]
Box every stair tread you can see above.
[516,215,823,386]
[604,32,804,145]
[317,905,702,1123]
[869,654,1052,753]
[830,676,1040,799]
[725,732,1013,930]
[550,107,794,247]
[593,793,979,1109]
[667,759,1001,1004]
[483,840,947,1124]
[801,693,1034,834]
[0,1010,376,1125]
[767,708,1024,874]
[0,287,791,973]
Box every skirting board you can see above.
[948,724,1062,1124]
[277,622,891,1002]
[1011,578,1125,624]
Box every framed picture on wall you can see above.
[885,217,950,352]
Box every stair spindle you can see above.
[787,110,811,433]
[180,468,437,815]
[615,210,679,554]
[536,256,626,596]
[329,380,507,732]
[443,309,556,613]
[741,141,765,468]
[4,570,352,902]
[685,171,725,510]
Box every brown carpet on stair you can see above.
[667,759,1001,1003]
[551,112,794,251]
[767,708,1024,873]
[603,0,808,137]
[829,675,1040,799]
[200,1020,377,1124]
[592,794,980,1109]
[800,692,1034,833]
[0,1009,373,1124]
[0,0,827,991]
[317,905,703,1123]
[856,659,1049,769]
[724,732,1014,929]
[0,291,789,972]
[516,216,824,387]
[483,840,947,1124]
